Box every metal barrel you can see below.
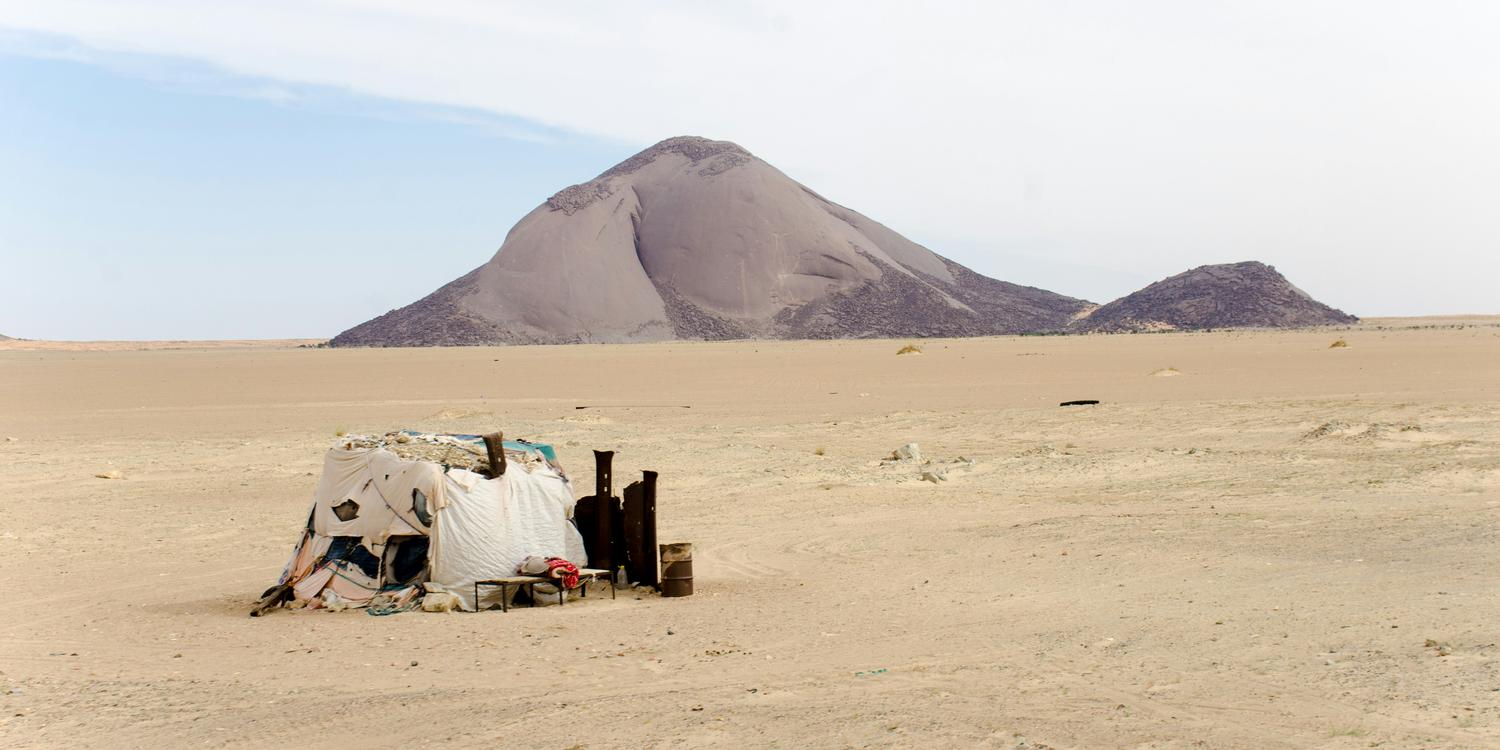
[659,542,693,597]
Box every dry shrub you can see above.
[896,344,923,355]
[1329,339,1348,348]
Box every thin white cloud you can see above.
[0,28,569,142]
[1,1,1497,313]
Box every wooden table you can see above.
[473,568,614,612]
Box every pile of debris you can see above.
[882,442,977,484]
[340,430,560,475]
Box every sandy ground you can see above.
[1,319,1498,749]
[0,338,323,352]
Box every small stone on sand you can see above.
[890,443,922,462]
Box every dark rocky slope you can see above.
[1072,261,1356,332]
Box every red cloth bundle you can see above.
[545,557,580,589]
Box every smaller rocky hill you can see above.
[1073,261,1356,332]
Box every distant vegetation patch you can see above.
[896,344,923,355]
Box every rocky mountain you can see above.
[331,136,1090,346]
[1071,261,1356,332]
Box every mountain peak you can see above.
[637,135,752,162]
[547,136,753,214]
[332,136,1088,347]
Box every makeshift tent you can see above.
[253,431,587,614]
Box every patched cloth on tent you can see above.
[311,447,446,543]
[270,434,586,613]
[432,464,586,610]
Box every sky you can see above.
[1,2,1496,340]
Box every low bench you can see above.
[474,568,614,612]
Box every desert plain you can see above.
[1,318,1498,749]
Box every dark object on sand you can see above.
[574,405,691,410]
[574,451,620,571]
[660,543,694,598]
[1059,400,1100,406]
[623,471,660,589]
[249,583,293,617]
[577,453,664,589]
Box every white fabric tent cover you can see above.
[274,442,587,612]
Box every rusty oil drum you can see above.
[659,542,694,597]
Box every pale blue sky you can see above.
[1,3,1497,339]
[0,47,636,339]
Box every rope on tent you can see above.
[364,469,425,538]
